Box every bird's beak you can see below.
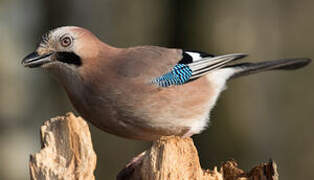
[22,52,54,68]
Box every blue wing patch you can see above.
[152,64,192,87]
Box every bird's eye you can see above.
[60,36,72,47]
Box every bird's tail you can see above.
[225,58,311,79]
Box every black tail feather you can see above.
[226,58,311,79]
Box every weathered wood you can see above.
[117,136,278,180]
[29,113,97,180]
[29,113,278,180]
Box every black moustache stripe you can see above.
[55,52,82,66]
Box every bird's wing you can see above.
[152,51,246,87]
[114,46,246,87]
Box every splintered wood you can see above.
[29,113,97,180]
[117,136,278,180]
[29,113,278,180]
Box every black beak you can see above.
[22,52,53,68]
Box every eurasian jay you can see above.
[22,26,311,140]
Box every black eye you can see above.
[60,36,72,47]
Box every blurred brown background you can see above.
[1,0,313,179]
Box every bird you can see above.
[22,26,311,141]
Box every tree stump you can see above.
[29,113,97,180]
[29,113,278,180]
[117,136,278,180]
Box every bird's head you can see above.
[22,26,109,71]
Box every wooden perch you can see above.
[29,113,97,180]
[117,136,278,180]
[29,113,278,180]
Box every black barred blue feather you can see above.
[152,64,193,87]
[153,50,247,87]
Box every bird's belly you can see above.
[69,77,214,140]
[83,103,210,141]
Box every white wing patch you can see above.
[185,52,203,62]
